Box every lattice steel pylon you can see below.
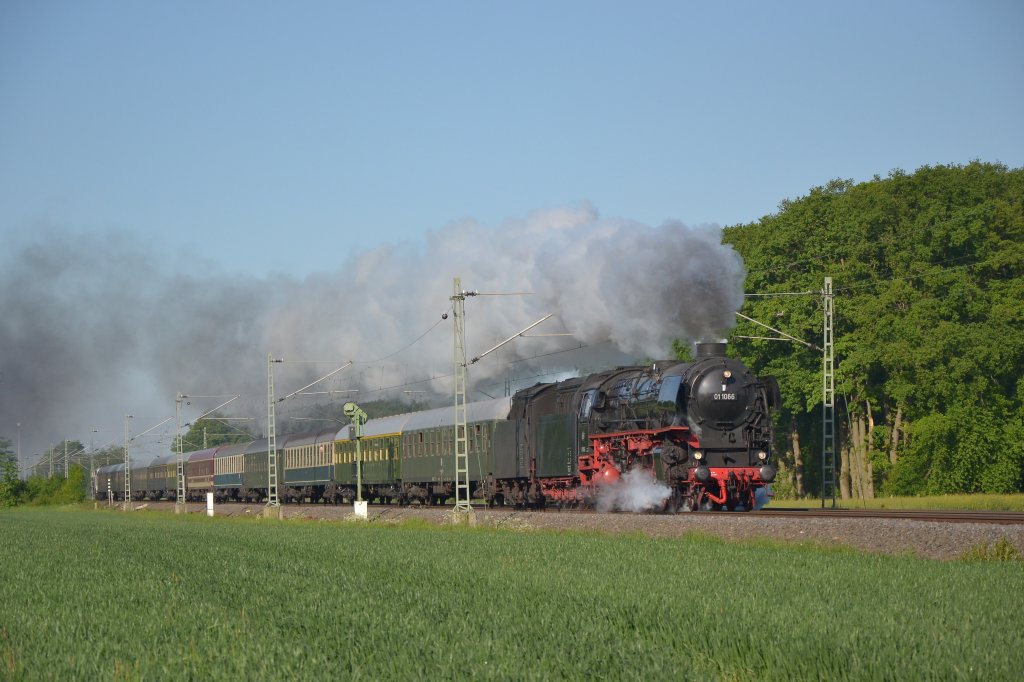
[821,277,836,509]
[451,278,473,512]
[176,394,187,513]
[266,353,280,508]
[123,416,132,507]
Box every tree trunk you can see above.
[864,400,875,499]
[889,403,903,465]
[849,413,865,500]
[839,440,852,501]
[790,417,805,497]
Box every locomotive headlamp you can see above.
[723,370,732,379]
[693,450,703,461]
[757,450,768,461]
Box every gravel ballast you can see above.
[119,501,1024,561]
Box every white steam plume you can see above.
[595,468,672,513]
[0,205,746,461]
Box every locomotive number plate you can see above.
[714,393,737,400]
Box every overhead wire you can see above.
[358,305,453,364]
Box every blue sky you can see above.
[3,0,1021,276]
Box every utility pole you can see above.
[89,429,98,498]
[64,441,68,479]
[266,358,350,518]
[447,281,548,512]
[174,394,238,512]
[821,277,836,509]
[176,394,187,514]
[266,354,281,513]
[451,278,474,512]
[124,415,133,507]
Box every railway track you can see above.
[754,507,1024,525]
[123,500,1024,525]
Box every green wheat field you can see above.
[1,508,1022,681]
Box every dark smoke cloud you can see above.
[1,206,745,463]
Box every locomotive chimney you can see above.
[695,342,727,358]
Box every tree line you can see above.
[0,437,93,506]
[720,161,1023,498]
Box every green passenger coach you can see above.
[398,397,509,486]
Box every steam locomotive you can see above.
[500,341,779,511]
[95,342,778,511]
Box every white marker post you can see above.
[206,492,215,517]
